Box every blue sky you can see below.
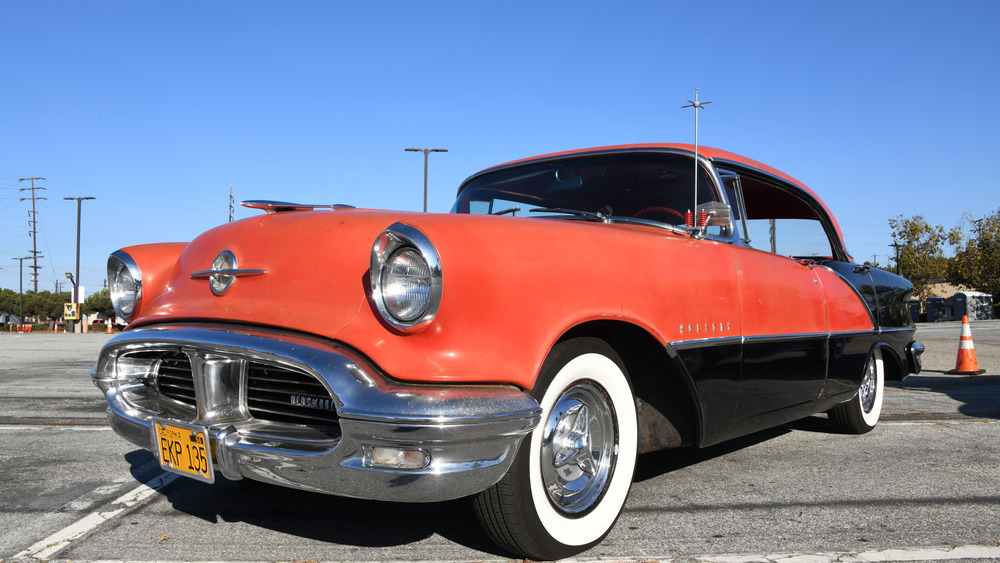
[2,1,998,298]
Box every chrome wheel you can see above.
[473,338,637,560]
[859,354,878,413]
[541,382,617,515]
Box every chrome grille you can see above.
[247,363,339,425]
[121,349,338,426]
[154,351,196,405]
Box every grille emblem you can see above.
[290,394,336,411]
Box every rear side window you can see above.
[720,169,838,260]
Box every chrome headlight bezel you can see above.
[108,250,142,321]
[370,223,443,333]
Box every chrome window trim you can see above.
[711,157,851,262]
[370,222,443,333]
[456,146,740,244]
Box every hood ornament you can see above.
[190,250,266,295]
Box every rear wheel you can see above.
[473,338,638,560]
[829,348,884,434]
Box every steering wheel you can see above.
[632,206,686,222]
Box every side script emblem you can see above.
[190,250,266,295]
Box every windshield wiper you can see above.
[528,207,685,233]
[492,206,521,216]
[528,207,609,223]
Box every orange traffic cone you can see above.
[947,315,986,375]
[106,322,113,334]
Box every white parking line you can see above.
[688,544,1000,562]
[11,544,1000,563]
[12,471,179,560]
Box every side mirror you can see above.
[696,201,732,227]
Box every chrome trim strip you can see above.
[190,269,267,279]
[743,332,831,344]
[671,330,880,351]
[671,335,743,350]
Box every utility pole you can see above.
[18,177,47,292]
[889,241,902,275]
[11,256,38,329]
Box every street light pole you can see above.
[64,197,95,333]
[11,256,36,331]
[404,148,447,212]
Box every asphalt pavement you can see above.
[0,321,998,562]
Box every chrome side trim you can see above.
[671,330,878,351]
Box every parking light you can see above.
[366,445,430,470]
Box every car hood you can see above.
[128,209,420,334]
[125,208,698,386]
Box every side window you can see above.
[745,218,834,258]
[721,171,836,259]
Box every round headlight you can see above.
[382,248,432,322]
[371,223,442,333]
[108,251,142,320]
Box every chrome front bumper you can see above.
[92,325,541,502]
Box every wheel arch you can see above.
[558,320,700,453]
[873,340,905,382]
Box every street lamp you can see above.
[11,256,36,331]
[64,196,95,333]
[404,148,447,212]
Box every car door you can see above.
[733,248,828,421]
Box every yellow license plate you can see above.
[154,419,214,483]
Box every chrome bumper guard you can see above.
[907,340,925,374]
[92,326,541,502]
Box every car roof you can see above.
[462,143,852,262]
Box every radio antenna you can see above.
[681,89,711,231]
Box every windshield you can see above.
[451,152,721,227]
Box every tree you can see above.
[83,289,116,321]
[0,288,18,316]
[950,208,1000,314]
[887,214,961,300]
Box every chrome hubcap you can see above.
[859,356,877,413]
[540,382,617,514]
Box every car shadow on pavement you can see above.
[886,373,1000,420]
[634,424,793,483]
[124,449,509,557]
[633,413,846,484]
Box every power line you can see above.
[18,177,46,292]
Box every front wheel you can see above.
[829,348,885,434]
[473,338,638,560]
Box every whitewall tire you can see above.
[829,348,885,434]
[474,337,638,560]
